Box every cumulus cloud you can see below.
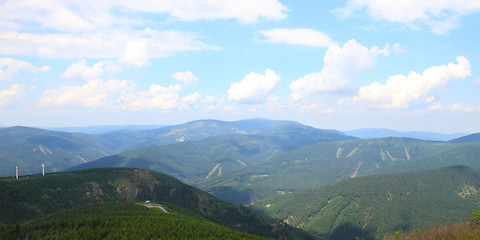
[332,0,480,34]
[39,79,133,108]
[0,58,50,81]
[0,0,288,33]
[259,28,336,47]
[355,56,471,108]
[179,92,202,110]
[0,30,215,60]
[448,103,480,112]
[121,84,180,111]
[41,70,200,110]
[120,40,149,67]
[289,39,389,100]
[0,84,25,106]
[228,69,280,104]
[392,43,407,53]
[171,71,198,86]
[62,59,106,80]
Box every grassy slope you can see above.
[0,168,312,240]
[251,166,480,239]
[0,202,268,240]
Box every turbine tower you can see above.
[16,166,18,179]
[42,163,45,176]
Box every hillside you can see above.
[0,119,354,177]
[98,118,352,152]
[0,168,312,239]
[449,132,480,143]
[344,128,466,141]
[0,126,114,177]
[251,166,480,239]
[202,138,480,204]
[0,202,267,239]
[68,122,355,185]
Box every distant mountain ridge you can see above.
[344,128,466,141]
[68,121,356,185]
[449,132,480,142]
[1,118,351,177]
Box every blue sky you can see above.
[0,0,479,133]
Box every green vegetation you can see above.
[251,166,480,239]
[0,168,312,239]
[68,122,355,189]
[1,119,353,178]
[0,126,115,177]
[383,220,480,239]
[202,138,480,204]
[449,132,480,143]
[0,202,268,239]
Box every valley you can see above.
[1,118,479,239]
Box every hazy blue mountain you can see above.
[67,121,356,188]
[252,165,480,239]
[96,118,304,152]
[45,125,166,134]
[0,126,114,177]
[449,132,480,143]
[344,128,466,141]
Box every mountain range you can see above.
[0,167,312,239]
[1,118,480,239]
[251,165,480,239]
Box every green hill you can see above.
[68,122,355,185]
[1,119,353,178]
[449,132,480,143]
[202,138,480,204]
[0,202,268,239]
[0,168,312,239]
[0,126,114,177]
[251,166,480,239]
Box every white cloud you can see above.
[474,78,480,87]
[0,58,50,81]
[121,84,180,111]
[39,79,133,108]
[0,84,25,106]
[120,40,149,67]
[171,71,198,86]
[228,69,280,104]
[289,39,389,100]
[179,92,202,110]
[0,30,215,60]
[392,43,407,53]
[448,103,480,112]
[355,56,471,108]
[259,28,336,47]
[0,0,288,33]
[333,0,480,34]
[61,59,106,80]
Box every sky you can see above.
[0,0,479,133]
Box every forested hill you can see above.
[0,119,354,177]
[449,132,480,142]
[0,202,269,239]
[0,168,312,239]
[251,165,480,239]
